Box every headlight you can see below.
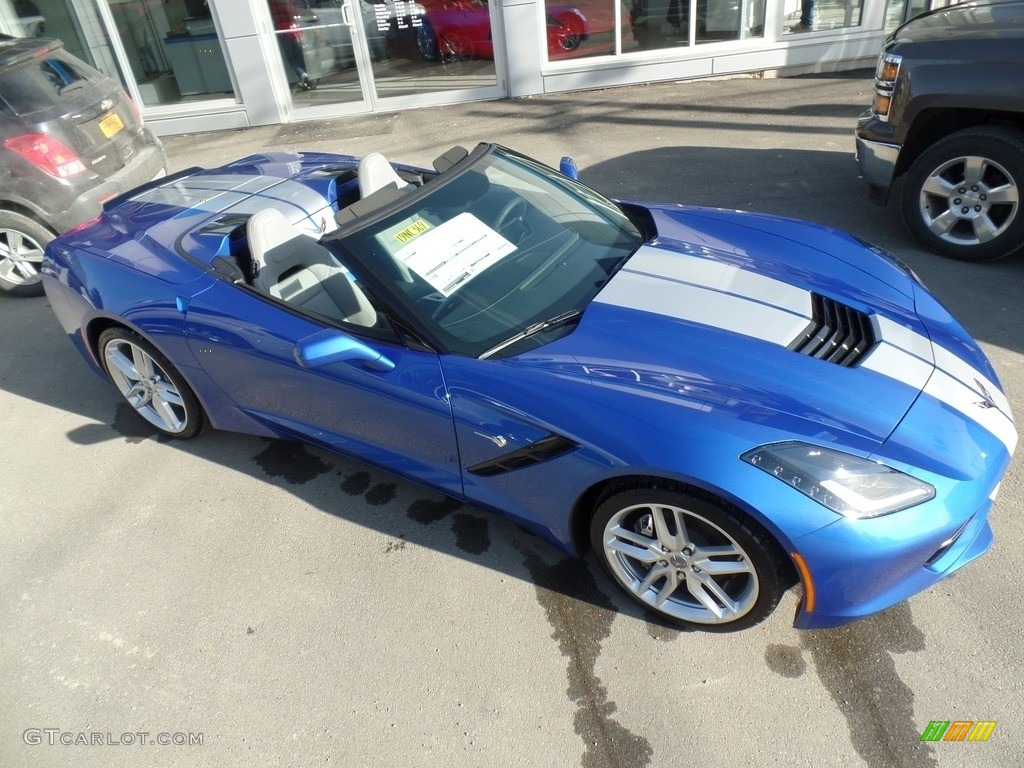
[872,52,901,121]
[742,442,935,520]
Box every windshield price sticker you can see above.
[394,212,515,296]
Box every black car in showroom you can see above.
[0,35,167,295]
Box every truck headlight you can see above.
[872,52,901,120]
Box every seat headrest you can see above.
[248,209,299,269]
[358,152,410,198]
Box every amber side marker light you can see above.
[790,552,816,613]
[872,92,892,117]
[876,56,901,82]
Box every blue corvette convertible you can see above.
[42,143,1016,631]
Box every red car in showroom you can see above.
[408,0,626,62]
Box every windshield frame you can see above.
[324,143,644,358]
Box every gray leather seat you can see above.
[248,209,377,327]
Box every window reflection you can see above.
[630,0,764,50]
[784,0,863,34]
[278,0,499,107]
[107,0,236,105]
[544,0,632,60]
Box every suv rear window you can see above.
[0,49,106,115]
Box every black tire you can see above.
[0,210,54,296]
[98,327,205,439]
[553,11,586,50]
[590,487,787,632]
[900,126,1024,262]
[416,19,439,62]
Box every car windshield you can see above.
[332,146,643,358]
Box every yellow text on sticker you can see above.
[394,219,431,244]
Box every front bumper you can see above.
[786,386,1013,629]
[855,134,900,203]
[791,499,994,629]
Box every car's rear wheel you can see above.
[0,210,53,296]
[590,487,787,631]
[98,327,204,439]
[901,127,1024,262]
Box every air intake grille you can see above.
[788,294,876,367]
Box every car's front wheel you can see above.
[590,487,788,631]
[416,19,439,61]
[98,327,205,439]
[901,126,1024,262]
[0,210,53,296]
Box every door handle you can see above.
[341,1,354,26]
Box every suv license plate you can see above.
[99,113,124,139]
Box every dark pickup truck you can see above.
[855,0,1024,262]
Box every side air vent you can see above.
[467,435,576,477]
[788,293,876,367]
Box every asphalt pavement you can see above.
[2,73,1023,768]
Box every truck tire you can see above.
[901,126,1024,262]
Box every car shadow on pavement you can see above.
[0,291,665,626]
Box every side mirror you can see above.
[295,329,396,372]
[559,156,579,180]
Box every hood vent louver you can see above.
[788,293,876,367]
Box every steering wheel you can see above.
[494,197,530,241]
[431,291,466,323]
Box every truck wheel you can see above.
[901,126,1024,262]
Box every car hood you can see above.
[893,0,1024,42]
[528,205,1015,454]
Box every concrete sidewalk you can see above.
[164,72,938,260]
[163,74,868,201]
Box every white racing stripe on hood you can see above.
[932,344,1015,421]
[860,342,934,390]
[594,246,813,345]
[597,245,1018,454]
[863,318,1016,454]
[925,370,1019,455]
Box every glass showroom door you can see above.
[272,0,502,118]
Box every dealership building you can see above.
[1,0,954,136]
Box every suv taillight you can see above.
[4,133,88,178]
[872,53,902,121]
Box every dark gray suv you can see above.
[1,35,167,295]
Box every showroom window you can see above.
[105,0,237,106]
[0,0,239,108]
[544,0,767,60]
[782,0,863,34]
